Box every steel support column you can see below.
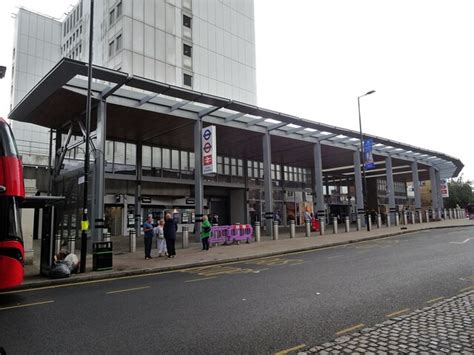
[313,142,325,221]
[93,100,106,242]
[429,166,439,214]
[262,132,273,236]
[194,119,204,241]
[386,156,396,223]
[435,169,444,210]
[354,150,365,226]
[412,161,421,211]
[134,143,142,238]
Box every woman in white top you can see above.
[154,219,167,257]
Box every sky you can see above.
[0,0,472,181]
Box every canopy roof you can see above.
[9,58,463,181]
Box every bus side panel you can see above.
[0,240,24,290]
[0,157,25,198]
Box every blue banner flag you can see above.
[363,138,375,169]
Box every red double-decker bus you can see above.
[0,117,25,289]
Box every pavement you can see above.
[299,290,474,354]
[20,217,474,290]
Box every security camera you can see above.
[0,66,6,79]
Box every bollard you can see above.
[443,209,448,219]
[386,214,391,228]
[55,234,62,254]
[333,217,338,234]
[356,217,361,231]
[395,213,400,226]
[425,210,430,223]
[418,211,422,224]
[254,221,261,243]
[273,221,279,240]
[449,209,453,219]
[290,220,296,239]
[129,229,136,253]
[411,212,416,224]
[319,220,325,235]
[367,217,372,231]
[103,232,111,242]
[345,216,350,232]
[377,215,382,229]
[182,226,189,249]
[403,212,408,225]
[305,221,311,237]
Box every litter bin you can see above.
[92,241,113,271]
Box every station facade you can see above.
[9,60,463,250]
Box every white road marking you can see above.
[449,238,473,244]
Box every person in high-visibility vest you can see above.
[201,215,211,251]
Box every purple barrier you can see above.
[228,224,253,243]
[210,224,253,245]
[209,226,229,245]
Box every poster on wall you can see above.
[440,178,449,198]
[202,125,217,175]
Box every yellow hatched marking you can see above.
[275,343,306,355]
[335,323,365,336]
[426,297,444,304]
[184,277,217,283]
[245,257,304,267]
[106,286,150,294]
[182,265,255,277]
[0,300,54,311]
[386,308,410,318]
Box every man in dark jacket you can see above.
[163,213,177,258]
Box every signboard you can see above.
[363,138,375,169]
[202,125,217,175]
[440,179,449,198]
[141,196,152,203]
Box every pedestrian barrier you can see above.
[209,224,253,246]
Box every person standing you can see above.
[143,214,154,260]
[163,213,177,258]
[201,215,211,251]
[154,219,167,257]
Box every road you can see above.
[1,227,473,354]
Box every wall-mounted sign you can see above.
[202,125,217,175]
[440,179,449,198]
[186,198,195,205]
[141,196,152,203]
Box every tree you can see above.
[444,176,473,208]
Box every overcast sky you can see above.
[0,1,472,181]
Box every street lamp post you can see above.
[357,90,376,231]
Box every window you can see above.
[152,147,161,168]
[109,9,115,25]
[183,73,192,86]
[80,25,82,34]
[109,41,115,57]
[162,148,170,168]
[183,44,192,57]
[116,34,122,51]
[183,14,192,28]
[231,158,236,176]
[217,156,223,174]
[73,33,76,41]
[116,1,122,17]
[224,157,230,175]
[171,150,179,170]
[180,151,188,171]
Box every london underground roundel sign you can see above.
[202,126,216,175]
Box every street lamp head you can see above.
[365,90,376,96]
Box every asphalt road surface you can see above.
[1,227,473,354]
